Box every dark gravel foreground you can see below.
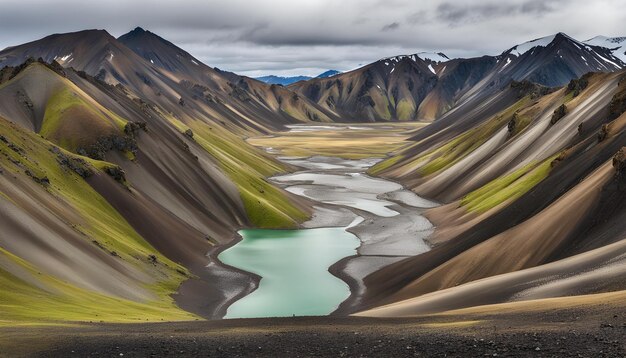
[2,306,625,357]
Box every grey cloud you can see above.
[0,0,621,76]
[381,22,400,31]
[436,0,563,24]
[406,10,430,25]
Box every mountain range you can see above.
[290,33,625,121]
[0,27,624,324]
[255,70,341,86]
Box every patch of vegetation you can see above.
[461,156,554,213]
[395,99,416,121]
[165,115,309,228]
[0,248,195,324]
[248,123,420,159]
[418,97,530,176]
[368,155,404,175]
[0,116,195,324]
[41,82,127,154]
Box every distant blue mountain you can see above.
[316,70,341,78]
[254,75,312,85]
[255,70,341,85]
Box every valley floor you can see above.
[176,123,429,318]
[2,291,624,357]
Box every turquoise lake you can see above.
[219,226,360,319]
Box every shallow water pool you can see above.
[219,222,361,318]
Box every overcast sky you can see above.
[0,0,624,77]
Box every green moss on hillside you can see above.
[461,156,555,213]
[0,117,194,325]
[41,86,127,151]
[396,99,416,121]
[165,116,308,228]
[0,248,195,324]
[418,97,530,176]
[368,155,404,175]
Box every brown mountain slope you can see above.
[290,55,440,121]
[0,29,339,133]
[292,33,625,122]
[359,71,626,315]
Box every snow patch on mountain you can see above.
[584,36,626,63]
[417,52,450,63]
[381,52,450,64]
[509,34,556,56]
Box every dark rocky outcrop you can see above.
[104,165,126,183]
[77,134,138,160]
[124,121,147,138]
[24,169,50,186]
[551,104,568,125]
[613,147,625,180]
[507,113,517,134]
[608,79,626,120]
[566,75,590,97]
[597,124,610,142]
[51,146,93,178]
[509,80,552,99]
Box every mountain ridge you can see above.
[255,70,341,85]
[290,32,625,121]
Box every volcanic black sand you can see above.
[2,298,624,357]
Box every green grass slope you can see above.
[460,156,555,213]
[41,85,127,152]
[164,114,309,228]
[0,116,196,325]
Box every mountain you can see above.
[0,29,148,86]
[255,75,312,85]
[584,35,626,63]
[359,68,626,315]
[290,54,442,121]
[255,70,342,85]
[316,70,341,78]
[0,29,328,321]
[0,28,340,131]
[498,32,623,86]
[292,33,626,121]
[117,27,217,82]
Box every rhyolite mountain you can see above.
[358,67,626,316]
[0,28,336,321]
[0,28,340,129]
[291,33,625,121]
[256,70,341,85]
[289,52,452,121]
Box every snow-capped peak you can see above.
[508,34,557,56]
[585,36,626,47]
[583,35,626,63]
[380,52,450,65]
[416,52,450,63]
